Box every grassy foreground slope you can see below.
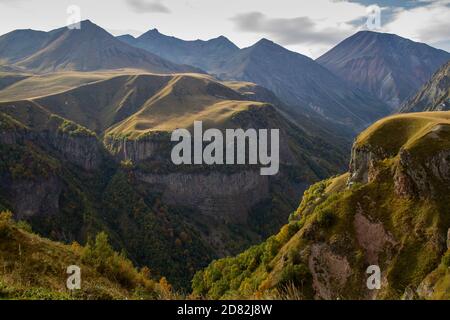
[193,112,450,300]
[0,211,174,300]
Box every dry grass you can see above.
[0,211,178,300]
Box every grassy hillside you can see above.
[105,75,271,138]
[356,112,450,153]
[0,71,111,101]
[1,72,266,135]
[192,112,450,299]
[0,211,175,300]
[0,72,29,92]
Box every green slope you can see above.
[0,211,174,300]
[193,112,450,300]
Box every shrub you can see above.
[288,249,302,265]
[261,237,281,265]
[278,263,311,288]
[316,208,336,228]
[0,211,13,237]
[82,233,142,290]
[442,251,450,267]
[16,220,33,233]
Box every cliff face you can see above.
[1,104,339,290]
[10,176,62,220]
[105,136,159,163]
[348,145,387,185]
[137,170,270,224]
[45,131,102,171]
[395,148,450,198]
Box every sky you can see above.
[0,0,449,58]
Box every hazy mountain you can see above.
[317,31,450,109]
[119,31,388,132]
[400,61,450,112]
[117,28,239,71]
[210,38,390,132]
[0,20,200,73]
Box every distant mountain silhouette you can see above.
[209,38,390,132]
[118,28,238,71]
[0,20,200,73]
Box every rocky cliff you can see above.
[137,170,270,223]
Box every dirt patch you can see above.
[308,243,352,300]
[353,210,396,265]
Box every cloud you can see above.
[125,0,170,14]
[0,0,27,7]
[338,0,447,29]
[230,11,352,46]
[340,0,435,9]
[383,0,450,47]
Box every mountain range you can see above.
[208,38,390,131]
[0,19,449,299]
[120,31,392,131]
[120,27,450,130]
[118,29,238,72]
[0,20,199,74]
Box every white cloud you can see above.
[227,0,370,57]
[125,0,170,14]
[383,0,450,47]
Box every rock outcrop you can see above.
[348,144,387,185]
[308,243,352,300]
